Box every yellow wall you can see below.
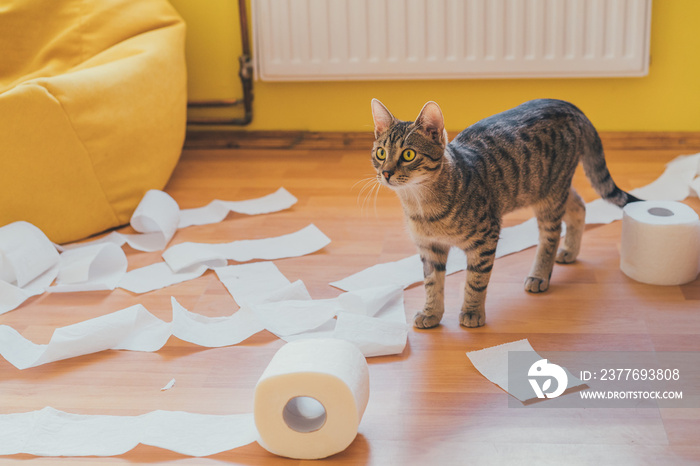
[170,0,700,132]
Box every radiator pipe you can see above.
[187,0,253,126]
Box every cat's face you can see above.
[371,100,448,189]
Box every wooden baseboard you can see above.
[184,129,700,152]
[183,130,375,151]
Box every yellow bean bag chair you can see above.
[0,0,187,244]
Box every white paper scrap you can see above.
[332,286,408,357]
[333,312,409,358]
[170,298,264,348]
[161,378,176,391]
[178,187,297,228]
[330,250,464,292]
[0,221,60,314]
[466,339,584,402]
[162,224,331,273]
[215,262,293,307]
[0,407,257,457]
[49,243,128,292]
[118,261,224,294]
[252,298,342,337]
[274,285,409,357]
[630,152,700,201]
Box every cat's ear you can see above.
[371,99,396,138]
[415,101,447,147]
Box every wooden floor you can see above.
[2,137,700,465]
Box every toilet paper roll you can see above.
[620,201,700,285]
[254,338,370,460]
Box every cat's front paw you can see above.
[414,312,442,329]
[524,276,549,293]
[459,309,485,328]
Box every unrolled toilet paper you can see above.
[620,200,700,285]
[254,339,370,460]
[0,221,60,314]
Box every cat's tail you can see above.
[581,130,642,207]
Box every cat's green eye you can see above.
[402,149,416,162]
[376,147,387,160]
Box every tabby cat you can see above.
[370,98,639,329]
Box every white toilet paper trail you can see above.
[0,294,291,370]
[178,187,298,228]
[0,221,60,315]
[620,200,700,285]
[75,187,297,253]
[0,339,369,459]
[0,263,407,370]
[0,407,258,457]
[119,224,331,293]
[466,339,584,402]
[162,224,330,273]
[332,152,700,291]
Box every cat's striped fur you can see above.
[370,98,640,328]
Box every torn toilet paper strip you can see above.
[178,187,297,228]
[466,339,584,402]
[70,187,297,253]
[214,261,294,307]
[0,298,263,370]
[162,224,331,273]
[118,262,220,294]
[331,152,700,291]
[119,224,331,293]
[0,407,258,457]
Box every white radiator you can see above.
[252,0,652,81]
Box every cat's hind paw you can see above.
[555,248,577,264]
[524,276,550,293]
[459,310,485,328]
[413,312,442,329]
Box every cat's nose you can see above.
[382,170,394,180]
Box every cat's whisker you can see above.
[372,180,382,217]
[351,176,377,191]
[358,178,381,216]
[356,178,378,208]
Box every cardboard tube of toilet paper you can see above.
[620,201,700,285]
[254,339,369,460]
